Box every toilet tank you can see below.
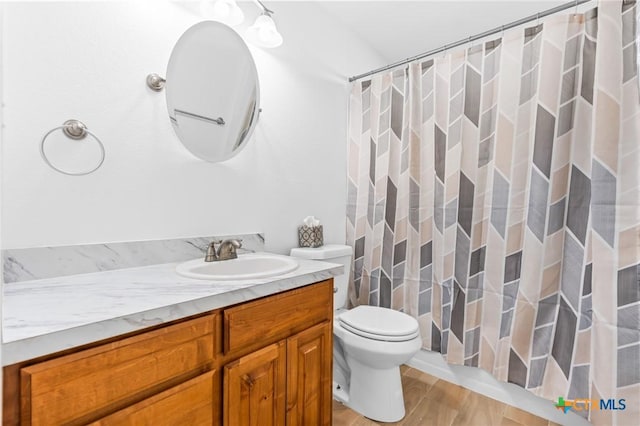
[289,244,353,310]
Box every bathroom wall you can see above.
[0,3,4,413]
[0,1,385,253]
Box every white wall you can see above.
[0,1,384,253]
[0,2,4,416]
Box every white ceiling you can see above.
[314,1,590,77]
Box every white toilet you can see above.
[290,244,422,423]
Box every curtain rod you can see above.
[348,0,593,83]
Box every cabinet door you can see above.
[286,321,332,426]
[88,370,216,426]
[223,341,286,426]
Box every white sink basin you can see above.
[176,253,299,281]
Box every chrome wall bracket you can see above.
[62,119,88,140]
[146,73,166,92]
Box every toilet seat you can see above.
[338,305,419,342]
[339,321,420,342]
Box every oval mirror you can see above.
[165,21,260,162]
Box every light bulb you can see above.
[201,0,244,26]
[212,1,230,17]
[245,13,283,48]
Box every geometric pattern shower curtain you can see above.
[346,1,639,424]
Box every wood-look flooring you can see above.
[332,366,561,426]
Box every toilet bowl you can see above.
[334,305,422,422]
[290,245,422,423]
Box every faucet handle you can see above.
[217,239,242,260]
[232,239,243,250]
[205,240,223,262]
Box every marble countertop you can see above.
[2,256,342,365]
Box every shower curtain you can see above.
[346,1,639,424]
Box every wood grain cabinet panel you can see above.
[88,370,216,426]
[286,321,332,426]
[7,280,334,425]
[223,341,287,426]
[20,315,215,425]
[223,280,332,354]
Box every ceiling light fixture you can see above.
[245,10,283,48]
[202,0,245,26]
[201,0,283,48]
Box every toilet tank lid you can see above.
[289,244,352,260]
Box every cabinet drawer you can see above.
[89,370,216,426]
[223,280,332,354]
[21,315,215,425]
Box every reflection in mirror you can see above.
[166,21,260,162]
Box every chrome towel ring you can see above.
[40,119,105,176]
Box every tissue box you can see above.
[298,225,323,248]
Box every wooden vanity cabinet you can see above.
[3,279,333,426]
[222,322,332,426]
[221,280,333,426]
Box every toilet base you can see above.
[333,381,349,404]
[341,356,406,422]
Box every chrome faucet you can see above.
[204,240,221,262]
[204,239,243,262]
